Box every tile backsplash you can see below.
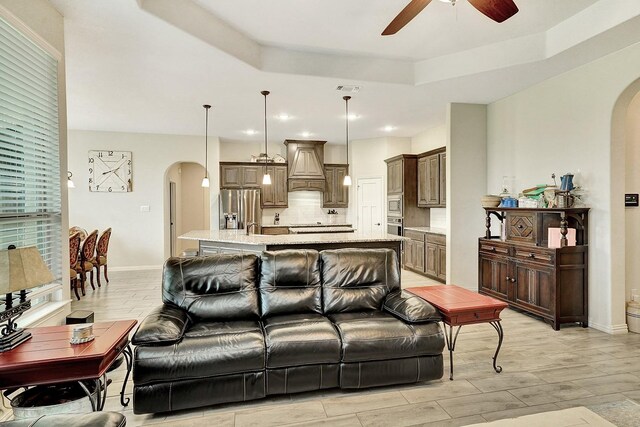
[262,191,348,225]
[430,208,446,229]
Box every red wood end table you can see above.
[0,320,137,411]
[406,285,508,380]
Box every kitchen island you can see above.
[180,229,405,260]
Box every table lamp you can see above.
[0,245,55,352]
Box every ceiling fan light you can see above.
[343,175,352,186]
[201,176,210,188]
[262,173,271,185]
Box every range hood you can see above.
[285,140,326,192]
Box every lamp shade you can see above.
[0,247,54,294]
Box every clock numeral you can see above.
[89,158,94,163]
[121,186,125,190]
[127,160,131,165]
[89,168,93,173]
[122,153,126,158]
[96,185,99,190]
[98,152,103,158]
[108,187,112,192]
[128,170,131,175]
[108,151,113,156]
[89,178,93,184]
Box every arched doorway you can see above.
[611,77,640,332]
[165,162,210,257]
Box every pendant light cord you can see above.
[344,96,351,165]
[261,91,270,163]
[203,104,211,177]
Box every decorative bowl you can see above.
[481,195,502,208]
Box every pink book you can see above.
[548,227,576,248]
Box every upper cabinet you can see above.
[323,164,349,208]
[220,162,288,208]
[386,158,403,194]
[418,147,446,207]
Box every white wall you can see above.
[487,42,640,334]
[0,0,70,332]
[625,92,640,301]
[447,104,487,289]
[411,125,446,154]
[68,130,220,269]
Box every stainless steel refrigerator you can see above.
[219,189,262,231]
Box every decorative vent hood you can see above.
[285,140,326,192]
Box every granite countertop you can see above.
[288,226,355,234]
[403,226,447,235]
[179,230,406,246]
[262,223,352,228]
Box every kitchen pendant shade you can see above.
[202,104,211,188]
[343,95,352,186]
[261,90,271,185]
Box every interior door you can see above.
[169,181,177,257]
[357,177,383,234]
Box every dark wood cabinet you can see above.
[323,164,349,208]
[262,165,288,208]
[220,162,288,208]
[478,207,589,330]
[403,229,446,282]
[418,148,446,207]
[386,159,403,194]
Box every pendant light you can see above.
[261,90,271,185]
[201,104,211,188]
[343,95,352,186]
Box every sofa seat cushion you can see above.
[134,320,264,385]
[329,311,444,363]
[263,313,341,368]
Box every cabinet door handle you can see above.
[505,276,510,281]
[511,278,516,283]
[529,253,535,258]
[517,224,524,229]
[491,247,496,252]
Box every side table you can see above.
[406,285,508,380]
[0,320,137,411]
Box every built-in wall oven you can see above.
[387,217,403,236]
[387,195,403,218]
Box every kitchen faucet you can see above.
[246,222,258,235]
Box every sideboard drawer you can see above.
[506,212,537,244]
[513,246,554,265]
[479,241,510,256]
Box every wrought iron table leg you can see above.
[120,344,133,407]
[489,321,504,373]
[77,379,99,411]
[442,324,461,381]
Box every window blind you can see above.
[0,16,62,279]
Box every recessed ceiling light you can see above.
[300,131,312,138]
[277,113,291,121]
[383,125,396,132]
[243,129,258,135]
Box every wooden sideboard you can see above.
[478,207,589,330]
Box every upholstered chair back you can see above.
[162,254,260,320]
[320,248,400,314]
[259,249,322,317]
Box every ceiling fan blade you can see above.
[382,0,433,36]
[467,0,519,23]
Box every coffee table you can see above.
[0,319,137,411]
[406,285,508,380]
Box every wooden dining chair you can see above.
[75,229,98,293]
[69,232,82,300]
[69,226,88,241]
[93,228,112,287]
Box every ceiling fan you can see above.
[382,0,519,35]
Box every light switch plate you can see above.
[625,194,638,207]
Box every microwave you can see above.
[387,195,402,217]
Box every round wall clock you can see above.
[88,150,132,192]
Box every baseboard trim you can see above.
[109,265,162,272]
[589,320,629,335]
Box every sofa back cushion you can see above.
[259,249,322,317]
[162,254,260,321]
[320,248,400,314]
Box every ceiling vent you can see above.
[336,85,361,93]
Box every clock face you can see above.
[88,150,132,192]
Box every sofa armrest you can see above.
[132,304,190,346]
[383,290,442,323]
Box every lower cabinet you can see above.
[478,238,587,330]
[403,230,446,283]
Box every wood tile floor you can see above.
[70,268,640,426]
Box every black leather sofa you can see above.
[132,248,444,414]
